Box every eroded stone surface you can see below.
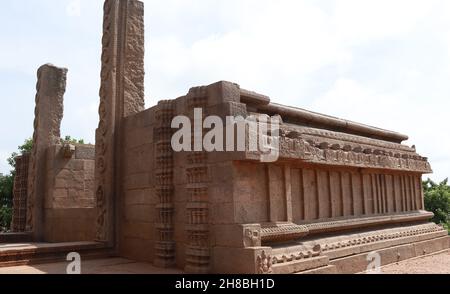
[26,64,67,240]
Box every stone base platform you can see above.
[0,233,33,244]
[0,257,183,274]
[0,242,113,268]
[270,222,450,274]
[1,223,448,274]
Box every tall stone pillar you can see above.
[95,0,145,245]
[27,64,67,240]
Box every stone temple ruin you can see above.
[1,0,449,274]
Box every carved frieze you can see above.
[256,126,432,173]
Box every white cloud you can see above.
[146,0,340,103]
[334,0,440,44]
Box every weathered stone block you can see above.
[207,81,241,106]
[211,203,235,224]
[124,204,155,223]
[213,224,261,248]
[212,247,271,274]
[124,189,156,206]
[75,145,95,160]
[124,173,152,190]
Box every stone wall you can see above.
[43,144,96,242]
[119,81,250,272]
[120,108,156,262]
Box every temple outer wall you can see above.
[119,81,255,272]
[120,108,156,262]
[118,80,442,274]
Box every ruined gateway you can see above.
[2,0,449,274]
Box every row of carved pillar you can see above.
[154,101,176,267]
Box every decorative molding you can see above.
[269,223,444,267]
[11,154,30,232]
[244,212,434,246]
[276,133,431,173]
[154,100,176,267]
[185,90,211,274]
[244,228,261,247]
[260,223,309,243]
[292,126,415,153]
[256,251,273,274]
[320,223,444,252]
[272,245,322,265]
[303,211,434,234]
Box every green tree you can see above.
[423,178,450,232]
[7,138,33,171]
[62,136,85,145]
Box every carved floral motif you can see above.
[257,251,273,274]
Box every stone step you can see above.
[297,265,338,274]
[0,233,33,244]
[272,256,329,274]
[266,223,449,274]
[0,242,114,268]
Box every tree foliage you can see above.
[7,138,33,171]
[423,178,450,232]
[62,136,85,145]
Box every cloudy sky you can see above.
[0,0,449,181]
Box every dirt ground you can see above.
[380,250,450,274]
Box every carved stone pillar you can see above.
[154,101,176,267]
[185,87,211,273]
[27,64,67,241]
[95,0,145,245]
[11,153,30,233]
